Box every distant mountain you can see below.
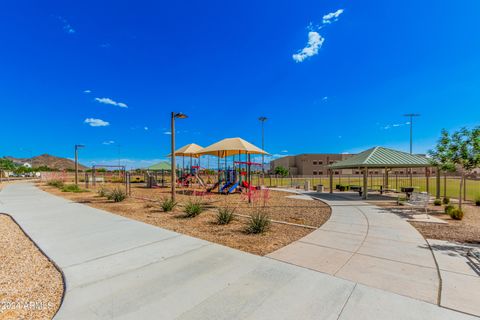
[4,154,88,170]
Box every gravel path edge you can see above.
[0,212,66,319]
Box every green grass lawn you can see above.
[252,175,480,201]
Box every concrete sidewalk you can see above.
[268,191,439,304]
[0,183,476,319]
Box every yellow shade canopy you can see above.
[195,137,268,158]
[168,143,204,158]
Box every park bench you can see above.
[403,192,430,214]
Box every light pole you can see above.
[403,114,420,154]
[258,116,267,173]
[74,144,85,185]
[171,112,188,202]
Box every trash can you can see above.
[317,184,324,193]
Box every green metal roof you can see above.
[329,147,430,169]
[147,161,171,171]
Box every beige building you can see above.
[270,154,355,175]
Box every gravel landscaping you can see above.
[40,183,331,255]
[0,214,63,320]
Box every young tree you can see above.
[274,166,289,177]
[428,129,456,198]
[430,127,480,208]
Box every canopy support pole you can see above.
[363,167,368,200]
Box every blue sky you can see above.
[1,1,479,168]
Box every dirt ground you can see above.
[409,204,480,244]
[371,198,480,244]
[0,214,63,320]
[39,183,331,256]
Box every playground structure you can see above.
[159,138,268,200]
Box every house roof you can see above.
[329,146,430,169]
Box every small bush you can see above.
[444,205,455,215]
[442,197,450,205]
[161,198,177,212]
[217,207,235,225]
[246,211,270,234]
[433,199,442,206]
[47,180,64,188]
[184,200,204,217]
[61,184,84,193]
[97,186,109,197]
[475,195,480,206]
[107,188,127,202]
[449,207,464,220]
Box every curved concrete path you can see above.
[268,190,439,304]
[0,183,476,319]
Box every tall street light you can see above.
[171,112,188,202]
[258,116,267,173]
[74,144,85,185]
[403,113,420,154]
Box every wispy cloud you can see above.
[292,31,325,63]
[163,131,172,135]
[83,89,91,94]
[144,126,149,131]
[58,16,75,34]
[99,43,111,48]
[281,150,288,153]
[381,121,410,130]
[292,8,344,63]
[102,140,115,145]
[322,9,344,24]
[95,97,128,108]
[84,118,109,127]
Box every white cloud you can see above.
[322,96,328,101]
[292,31,325,63]
[144,126,149,131]
[381,121,410,130]
[84,118,109,127]
[163,131,172,135]
[100,43,111,48]
[281,150,288,153]
[58,16,75,34]
[322,9,344,24]
[102,140,115,145]
[83,89,91,94]
[95,97,128,108]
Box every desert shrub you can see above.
[217,207,235,225]
[442,197,450,205]
[161,198,177,212]
[61,184,84,193]
[475,195,480,206]
[47,180,64,188]
[449,207,464,220]
[97,186,109,197]
[444,205,455,215]
[246,211,270,234]
[184,200,204,217]
[433,199,442,206]
[107,188,126,202]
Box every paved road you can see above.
[0,183,476,319]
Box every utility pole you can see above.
[258,116,267,173]
[171,112,188,202]
[403,114,420,154]
[74,144,85,185]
